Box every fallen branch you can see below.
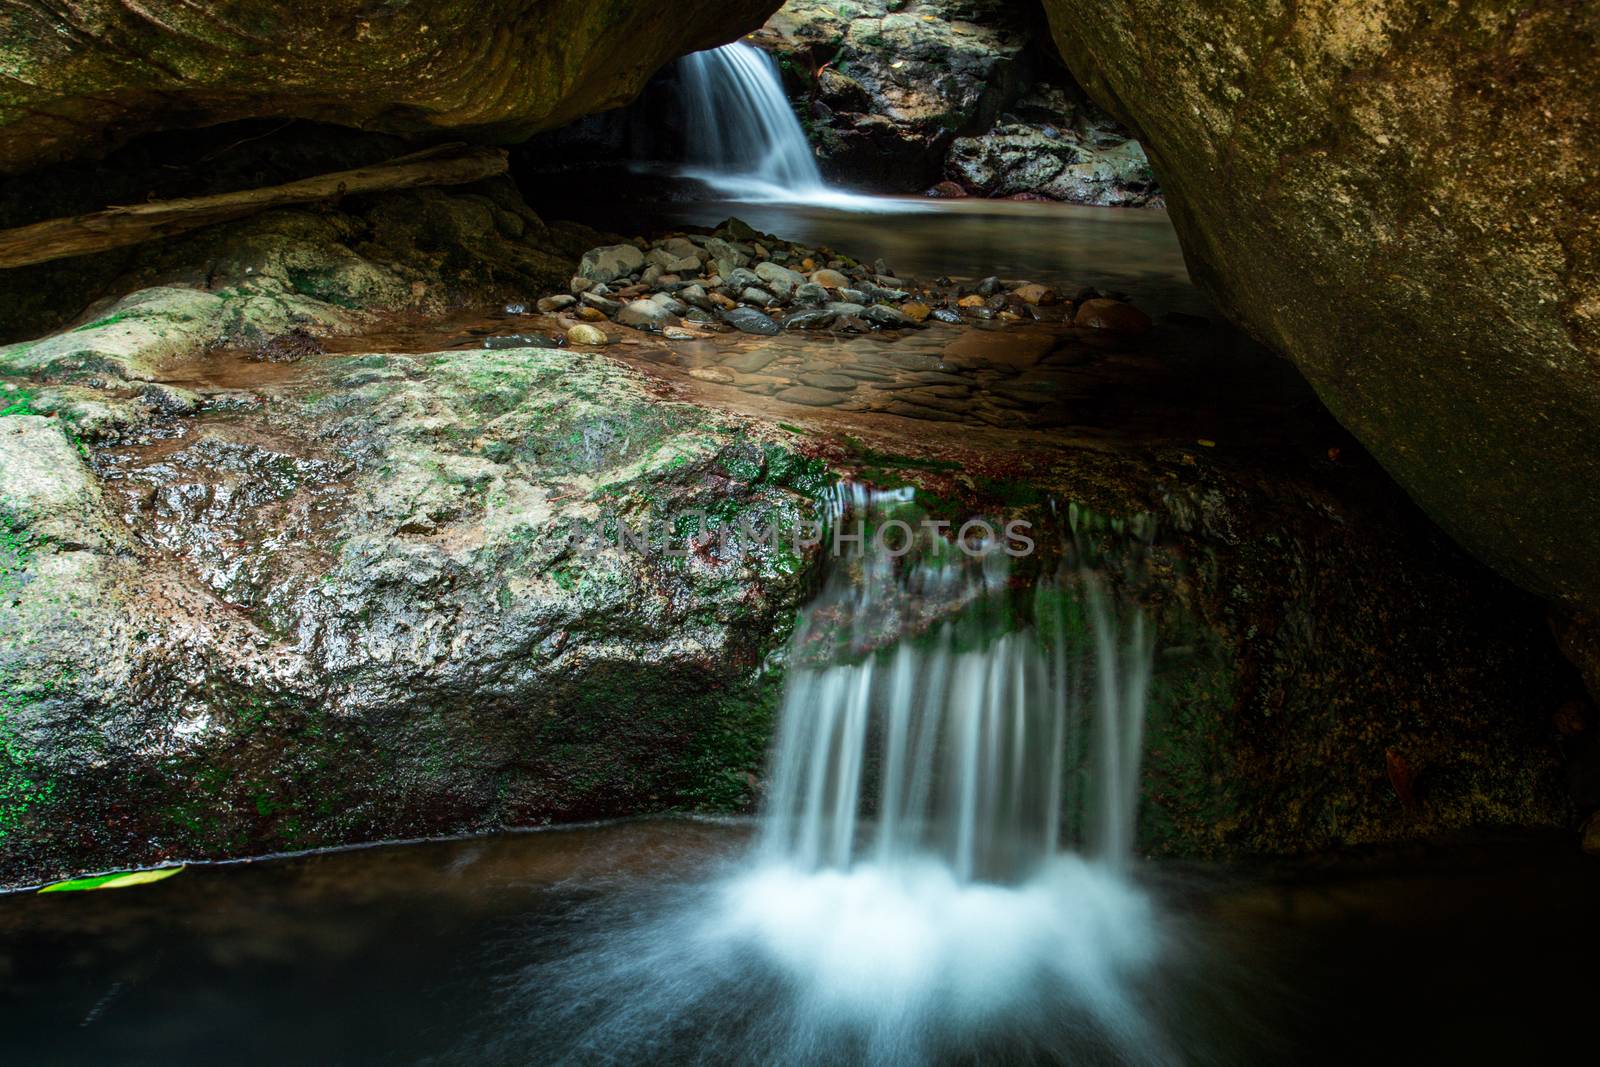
[0,144,510,269]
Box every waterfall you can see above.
[676,42,833,202]
[508,484,1173,1065]
[758,484,1155,882]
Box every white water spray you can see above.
[676,43,928,211]
[505,485,1172,1065]
[702,484,1168,1062]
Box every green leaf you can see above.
[38,865,184,893]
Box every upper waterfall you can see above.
[677,42,830,201]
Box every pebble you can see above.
[784,310,837,331]
[740,287,776,307]
[578,244,645,284]
[566,324,609,346]
[577,306,609,322]
[580,291,621,315]
[810,268,851,289]
[537,295,576,313]
[793,283,830,307]
[865,305,920,329]
[722,307,783,336]
[663,327,699,341]
[617,300,672,329]
[1012,283,1058,306]
[899,302,932,323]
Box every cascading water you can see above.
[758,484,1155,884]
[674,42,928,212]
[677,43,831,202]
[500,486,1174,1065]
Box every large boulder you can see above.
[0,0,782,175]
[1041,1,1600,686]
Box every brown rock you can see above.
[926,181,969,199]
[0,0,784,174]
[810,269,851,289]
[899,302,932,323]
[1043,0,1600,693]
[776,386,847,407]
[1011,283,1058,306]
[1584,811,1600,858]
[1074,298,1152,335]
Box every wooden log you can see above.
[0,144,510,269]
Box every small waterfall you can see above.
[508,485,1173,1065]
[759,484,1155,882]
[676,42,831,201]
[678,43,825,198]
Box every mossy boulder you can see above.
[1040,0,1600,690]
[0,0,783,175]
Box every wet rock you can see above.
[662,327,699,341]
[776,386,847,407]
[739,287,777,308]
[616,300,672,330]
[678,284,714,311]
[926,181,969,199]
[578,244,644,284]
[1012,283,1058,307]
[722,307,782,335]
[649,293,690,317]
[537,295,577,314]
[580,291,622,316]
[930,308,964,325]
[688,367,736,384]
[756,262,808,293]
[723,350,778,374]
[826,302,867,317]
[646,248,702,274]
[783,310,837,331]
[810,268,851,289]
[1074,298,1152,335]
[793,283,830,307]
[864,305,920,329]
[798,373,858,391]
[483,333,564,350]
[565,323,609,346]
[883,400,965,422]
[899,302,932,324]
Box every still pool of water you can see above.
[2,820,1595,1065]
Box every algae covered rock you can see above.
[0,333,830,886]
[1040,0,1600,683]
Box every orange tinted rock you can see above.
[1074,298,1151,335]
